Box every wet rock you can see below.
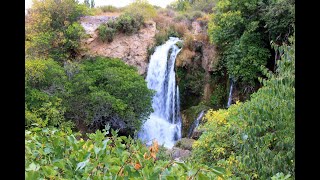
[190,128,204,140]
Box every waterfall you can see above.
[138,37,182,148]
[227,79,234,108]
[187,110,205,138]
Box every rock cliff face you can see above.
[80,15,156,75]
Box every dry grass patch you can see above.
[176,48,196,67]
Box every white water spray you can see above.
[138,37,182,148]
[227,79,234,108]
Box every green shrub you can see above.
[65,57,154,135]
[154,26,181,46]
[25,0,88,63]
[98,24,116,42]
[192,37,295,179]
[155,30,169,46]
[175,41,183,49]
[25,59,70,128]
[210,84,227,109]
[116,13,144,35]
[188,11,204,21]
[124,0,157,20]
[174,14,188,22]
[169,0,191,11]
[99,5,118,12]
[191,0,216,13]
[25,126,225,179]
[147,45,156,59]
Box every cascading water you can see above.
[227,79,234,108]
[187,110,205,138]
[138,37,182,148]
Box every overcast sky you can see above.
[25,0,176,10]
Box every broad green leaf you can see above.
[26,162,40,171]
[76,159,89,171]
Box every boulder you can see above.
[174,138,195,150]
[166,147,192,161]
[190,128,204,140]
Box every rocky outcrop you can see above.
[166,147,192,161]
[189,128,204,140]
[80,14,119,35]
[80,15,156,75]
[174,138,195,150]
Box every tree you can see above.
[84,0,90,8]
[64,57,154,135]
[90,0,95,8]
[25,59,70,128]
[207,0,294,90]
[260,0,295,44]
[25,0,88,63]
[192,34,295,178]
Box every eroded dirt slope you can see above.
[79,14,156,75]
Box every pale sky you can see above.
[25,0,176,11]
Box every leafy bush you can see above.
[115,13,144,35]
[191,0,216,13]
[25,0,88,63]
[98,24,116,42]
[169,0,191,11]
[65,57,154,135]
[225,32,270,83]
[176,63,205,110]
[208,0,295,89]
[99,5,118,13]
[158,8,176,17]
[154,25,182,46]
[25,126,225,179]
[147,45,156,60]
[155,30,169,46]
[260,0,295,44]
[192,37,295,178]
[174,14,189,22]
[188,11,205,21]
[124,0,157,21]
[192,102,249,178]
[25,59,71,128]
[210,84,227,109]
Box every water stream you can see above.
[138,37,182,148]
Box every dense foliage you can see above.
[177,65,205,110]
[25,126,225,179]
[124,0,157,21]
[97,0,158,41]
[25,0,88,63]
[192,37,295,178]
[169,0,216,13]
[207,0,295,88]
[25,56,153,135]
[25,59,72,128]
[98,23,116,42]
[210,84,227,109]
[115,13,145,35]
[64,57,154,135]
